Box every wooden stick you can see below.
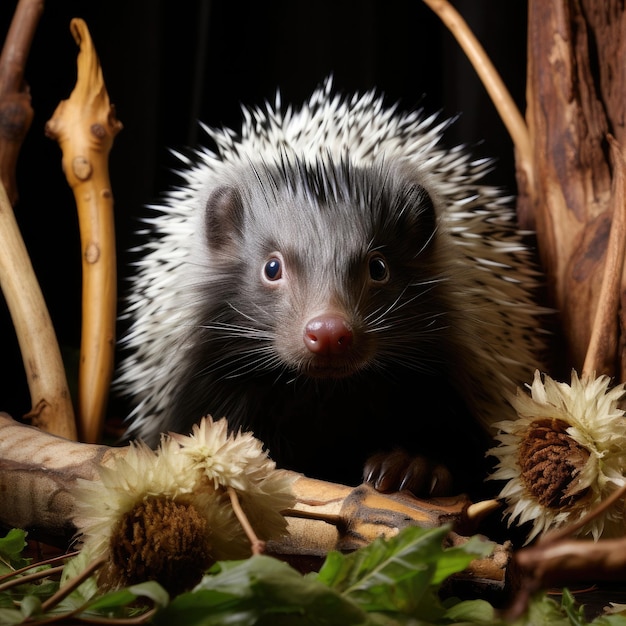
[0,182,76,439]
[422,0,534,192]
[227,486,266,556]
[0,0,44,206]
[45,18,122,443]
[40,556,106,613]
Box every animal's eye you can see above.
[368,254,389,282]
[264,256,282,281]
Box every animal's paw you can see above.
[363,448,453,497]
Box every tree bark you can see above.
[520,0,626,378]
[0,0,43,206]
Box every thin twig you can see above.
[74,607,158,624]
[30,605,157,625]
[227,486,266,555]
[537,482,626,548]
[0,179,77,438]
[0,564,65,593]
[40,556,106,613]
[25,601,156,625]
[422,0,534,191]
[0,550,78,584]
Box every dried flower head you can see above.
[72,440,229,594]
[72,417,296,594]
[488,370,626,543]
[169,416,272,490]
[169,416,297,541]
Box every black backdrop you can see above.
[0,0,527,426]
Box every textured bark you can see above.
[519,0,625,377]
[0,0,43,206]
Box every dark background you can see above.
[0,1,528,426]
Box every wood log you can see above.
[0,412,510,588]
[520,0,625,377]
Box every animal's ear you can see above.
[405,183,437,231]
[204,185,245,250]
[387,182,438,255]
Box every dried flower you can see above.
[488,370,626,543]
[169,416,297,541]
[72,417,296,594]
[72,440,228,594]
[169,416,274,490]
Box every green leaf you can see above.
[591,616,626,626]
[0,607,23,626]
[443,598,496,623]
[128,581,170,607]
[153,589,258,626]
[19,594,42,619]
[318,526,448,590]
[560,588,589,626]
[510,592,571,626]
[85,581,169,613]
[431,534,495,586]
[560,588,626,626]
[0,529,29,573]
[154,555,369,626]
[316,525,493,616]
[57,550,99,609]
[0,593,14,608]
[23,579,58,598]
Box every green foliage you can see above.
[0,528,30,573]
[316,525,492,615]
[1,526,626,625]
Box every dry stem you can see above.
[40,556,106,613]
[422,0,533,192]
[45,18,122,443]
[227,486,266,556]
[0,181,77,439]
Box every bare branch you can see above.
[45,18,122,443]
[422,0,533,192]
[0,182,76,439]
[0,0,44,205]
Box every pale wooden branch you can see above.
[227,486,266,556]
[0,412,508,586]
[0,0,44,206]
[421,0,533,193]
[45,18,122,444]
[0,183,76,439]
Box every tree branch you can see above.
[0,182,76,439]
[45,18,122,443]
[0,0,44,206]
